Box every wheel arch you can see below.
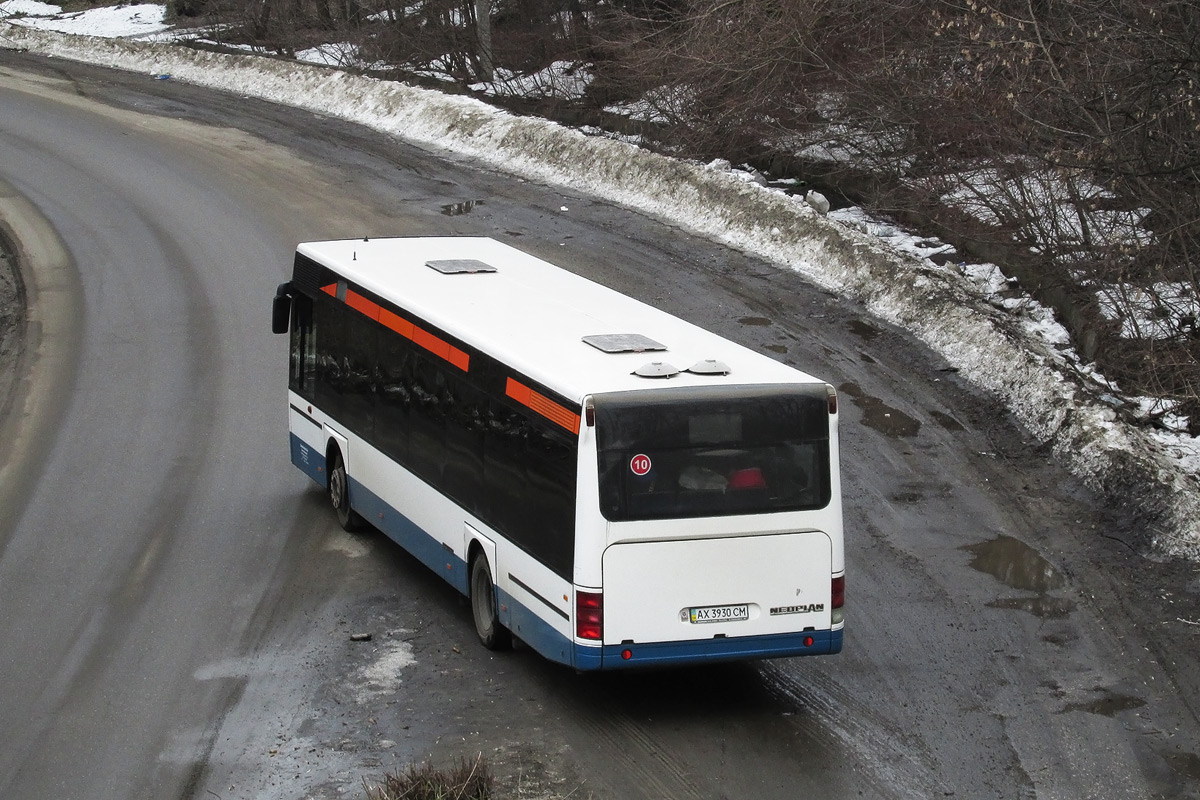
[323,427,350,489]
[465,524,497,578]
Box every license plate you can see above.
[689,604,749,624]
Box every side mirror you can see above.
[272,282,293,334]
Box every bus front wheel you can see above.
[470,555,512,651]
[328,450,366,532]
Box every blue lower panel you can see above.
[349,477,469,594]
[577,628,844,671]
[499,588,574,667]
[290,433,327,486]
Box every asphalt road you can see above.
[1,52,1199,800]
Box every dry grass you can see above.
[365,754,493,800]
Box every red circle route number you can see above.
[630,454,652,476]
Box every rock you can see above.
[805,189,830,215]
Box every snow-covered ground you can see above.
[0,0,167,37]
[1,3,1198,558]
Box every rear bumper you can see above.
[574,627,842,670]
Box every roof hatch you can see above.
[582,333,667,354]
[426,259,497,274]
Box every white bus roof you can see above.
[297,237,826,402]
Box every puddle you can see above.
[965,535,1065,593]
[989,596,1076,619]
[765,344,788,354]
[441,199,484,216]
[930,410,964,432]
[1164,751,1200,782]
[848,319,881,342]
[966,535,1075,619]
[739,316,772,326]
[838,382,921,438]
[1058,690,1146,718]
[1041,630,1078,647]
[859,352,877,364]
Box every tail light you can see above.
[831,575,845,625]
[576,590,603,640]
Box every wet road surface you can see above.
[1,51,1199,800]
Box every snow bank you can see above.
[2,22,1197,558]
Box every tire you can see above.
[328,449,367,532]
[470,554,512,651]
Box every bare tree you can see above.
[596,0,1198,423]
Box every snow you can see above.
[935,165,1154,252]
[0,0,60,16]
[1,2,167,38]
[1098,282,1200,341]
[1,6,1198,559]
[471,60,592,101]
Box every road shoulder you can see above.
[0,180,82,545]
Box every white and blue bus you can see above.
[272,237,844,670]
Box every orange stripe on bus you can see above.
[345,290,381,321]
[447,347,470,372]
[505,378,531,405]
[325,283,468,372]
[413,327,450,361]
[506,378,580,434]
[530,393,581,434]
[379,308,414,339]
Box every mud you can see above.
[0,227,22,418]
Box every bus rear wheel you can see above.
[328,450,366,532]
[470,554,512,651]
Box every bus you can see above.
[272,237,844,670]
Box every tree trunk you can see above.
[475,0,494,82]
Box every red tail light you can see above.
[576,590,603,640]
[831,575,845,625]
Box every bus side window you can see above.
[375,326,413,462]
[407,354,448,487]
[289,294,315,397]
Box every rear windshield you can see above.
[594,385,831,521]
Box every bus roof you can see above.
[296,237,826,402]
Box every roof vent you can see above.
[582,333,667,354]
[633,361,679,378]
[426,259,497,274]
[686,359,731,375]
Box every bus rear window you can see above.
[594,385,831,521]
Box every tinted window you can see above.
[442,374,487,515]
[289,294,315,397]
[375,326,413,462]
[314,292,376,437]
[484,402,576,578]
[595,385,831,521]
[407,354,447,486]
[304,281,579,578]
